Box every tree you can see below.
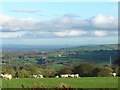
[21,69,31,78]
[92,68,100,77]
[73,62,95,77]
[97,67,112,77]
[57,65,74,75]
[15,71,24,78]
[43,68,56,77]
[29,66,42,75]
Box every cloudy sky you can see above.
[1,2,118,45]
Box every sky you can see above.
[0,2,118,45]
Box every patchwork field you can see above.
[1,77,119,88]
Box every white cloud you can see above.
[1,14,37,32]
[94,30,107,37]
[91,14,117,29]
[54,30,86,37]
[0,14,118,39]
[0,14,14,26]
[1,32,26,39]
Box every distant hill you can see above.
[2,44,119,67]
[59,44,119,51]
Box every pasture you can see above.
[1,77,118,88]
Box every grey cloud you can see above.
[63,14,80,18]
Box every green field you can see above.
[1,77,118,88]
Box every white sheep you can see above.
[33,74,43,78]
[61,74,69,78]
[38,74,43,78]
[0,74,12,80]
[110,72,117,77]
[55,75,59,78]
[33,75,38,78]
[74,74,79,78]
[60,74,80,78]
[69,74,75,78]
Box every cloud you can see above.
[63,14,80,18]
[1,31,26,39]
[94,30,107,37]
[0,14,118,39]
[0,14,15,26]
[10,9,41,13]
[1,14,37,32]
[54,30,86,37]
[91,14,117,30]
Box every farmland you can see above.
[1,77,118,88]
[2,44,119,67]
[1,44,119,89]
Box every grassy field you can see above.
[0,77,118,88]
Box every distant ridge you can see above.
[59,44,119,51]
[2,44,119,52]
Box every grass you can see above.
[1,77,118,88]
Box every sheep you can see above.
[61,74,69,78]
[0,74,12,80]
[112,73,117,77]
[60,74,80,78]
[6,74,12,80]
[33,74,43,78]
[38,74,43,78]
[55,75,59,78]
[0,74,4,78]
[69,74,75,78]
[74,74,79,78]
[33,75,38,78]
[110,72,117,77]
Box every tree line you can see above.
[1,62,119,78]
